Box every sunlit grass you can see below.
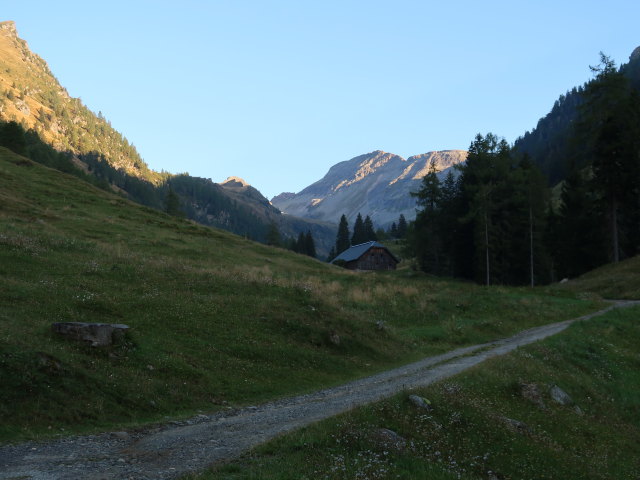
[0,147,605,443]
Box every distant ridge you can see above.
[271,149,467,227]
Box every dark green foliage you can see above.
[266,222,282,247]
[409,133,550,285]
[576,53,640,263]
[555,166,607,278]
[389,222,398,238]
[351,213,366,245]
[286,230,316,258]
[410,159,443,273]
[163,187,183,218]
[0,121,26,156]
[397,214,408,239]
[363,215,377,242]
[335,214,351,255]
[304,230,317,258]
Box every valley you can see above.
[1,12,639,480]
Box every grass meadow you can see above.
[0,146,606,446]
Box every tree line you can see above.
[326,212,404,261]
[407,53,640,285]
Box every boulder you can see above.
[549,385,573,406]
[408,394,433,411]
[52,322,129,347]
[501,416,532,434]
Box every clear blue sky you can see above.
[4,1,639,198]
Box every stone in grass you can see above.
[549,384,574,406]
[52,322,129,347]
[370,428,407,452]
[408,394,433,411]
[501,416,533,435]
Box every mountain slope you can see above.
[0,20,334,252]
[0,145,603,442]
[272,150,467,227]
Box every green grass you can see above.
[194,306,640,480]
[562,255,640,300]
[0,147,604,443]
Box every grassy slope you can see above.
[196,306,640,480]
[561,255,640,300]
[0,147,603,443]
[194,266,640,479]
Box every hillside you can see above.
[195,259,640,480]
[0,20,335,253]
[271,149,467,227]
[514,46,640,184]
[200,303,640,480]
[0,146,602,442]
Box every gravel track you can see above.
[1,301,636,480]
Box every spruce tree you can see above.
[576,53,640,263]
[397,214,408,239]
[363,215,377,241]
[297,231,306,254]
[335,214,350,254]
[351,213,366,245]
[164,187,183,217]
[305,230,316,258]
[265,222,282,247]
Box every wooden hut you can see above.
[331,241,399,271]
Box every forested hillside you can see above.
[514,47,640,183]
[408,52,640,284]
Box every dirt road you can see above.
[1,301,635,480]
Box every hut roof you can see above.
[331,241,399,264]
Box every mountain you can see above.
[272,150,467,227]
[0,20,335,254]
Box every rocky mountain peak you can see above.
[221,176,250,188]
[0,21,17,36]
[631,46,640,62]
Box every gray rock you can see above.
[329,332,341,346]
[408,394,432,411]
[52,322,129,347]
[111,432,130,440]
[549,385,573,406]
[501,416,532,434]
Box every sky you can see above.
[3,1,640,199]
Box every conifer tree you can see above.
[164,187,183,217]
[296,231,306,254]
[351,213,366,245]
[335,214,350,254]
[397,214,408,238]
[576,53,640,263]
[304,230,316,258]
[363,215,377,241]
[266,222,282,247]
[389,222,398,238]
